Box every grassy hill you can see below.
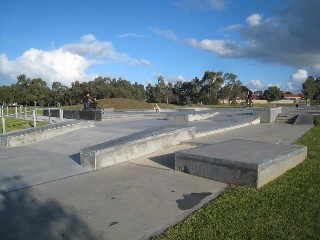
[98,98,154,110]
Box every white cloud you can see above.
[118,33,149,38]
[246,13,262,26]
[285,69,308,93]
[149,27,178,41]
[167,75,186,83]
[247,79,264,91]
[81,34,96,42]
[185,38,242,56]
[0,35,151,86]
[152,72,186,84]
[291,69,308,83]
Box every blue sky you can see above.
[1,0,320,93]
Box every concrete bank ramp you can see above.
[0,120,95,147]
[80,125,195,169]
[175,139,307,188]
[294,114,315,125]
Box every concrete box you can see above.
[253,107,282,123]
[175,139,307,188]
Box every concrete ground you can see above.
[0,107,318,240]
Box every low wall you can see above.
[0,120,95,147]
[43,109,103,121]
[167,112,219,122]
[253,107,282,123]
[80,126,196,169]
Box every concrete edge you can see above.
[195,116,260,138]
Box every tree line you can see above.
[0,72,318,106]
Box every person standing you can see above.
[83,93,91,110]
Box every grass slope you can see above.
[155,116,320,240]
[99,98,153,110]
[2,118,48,133]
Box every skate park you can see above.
[0,106,319,240]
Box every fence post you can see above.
[15,106,18,118]
[1,116,5,134]
[19,105,22,116]
[0,106,3,117]
[59,109,63,121]
[6,106,9,116]
[32,110,36,127]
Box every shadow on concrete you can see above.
[69,153,81,165]
[0,179,101,240]
[176,192,212,210]
[149,153,176,170]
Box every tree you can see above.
[0,85,14,105]
[222,73,244,104]
[302,76,319,102]
[263,86,282,102]
[199,71,224,104]
[29,78,50,106]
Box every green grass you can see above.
[155,115,320,240]
[2,117,48,133]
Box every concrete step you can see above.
[275,114,297,124]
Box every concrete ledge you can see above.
[0,120,95,147]
[175,139,307,188]
[167,112,219,122]
[195,116,260,138]
[80,126,196,169]
[253,107,282,123]
[43,109,103,121]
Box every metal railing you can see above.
[1,105,64,134]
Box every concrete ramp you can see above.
[294,114,315,125]
[175,139,307,188]
[80,126,195,169]
[0,120,95,147]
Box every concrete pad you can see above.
[175,139,307,188]
[0,158,228,240]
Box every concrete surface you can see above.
[175,139,307,188]
[0,107,319,240]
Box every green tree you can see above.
[200,71,224,104]
[221,73,244,104]
[301,76,320,102]
[0,85,14,105]
[263,86,282,102]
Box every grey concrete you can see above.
[80,126,195,169]
[0,120,95,147]
[253,107,282,123]
[166,111,219,122]
[0,107,318,240]
[175,139,307,188]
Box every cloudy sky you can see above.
[1,0,319,92]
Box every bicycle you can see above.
[241,100,254,108]
[84,102,105,115]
